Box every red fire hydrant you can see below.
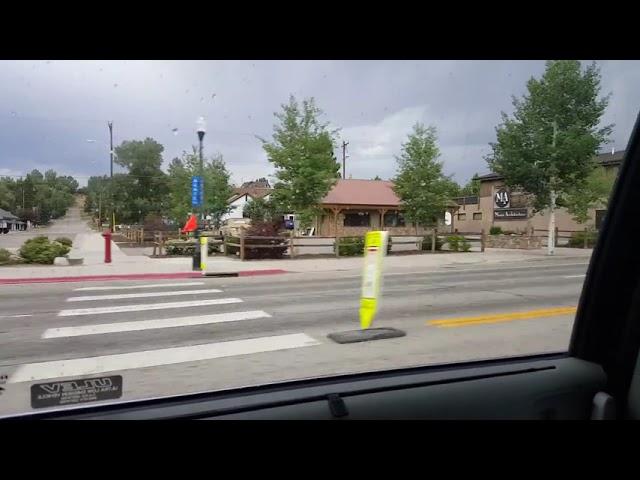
[102,229,112,264]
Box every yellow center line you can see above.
[427,306,577,328]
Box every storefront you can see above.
[453,150,624,234]
[316,179,457,237]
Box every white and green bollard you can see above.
[200,236,207,272]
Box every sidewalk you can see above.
[215,247,593,274]
[0,236,593,284]
[0,233,286,283]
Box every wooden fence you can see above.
[533,227,593,248]
[222,231,486,261]
[119,226,187,244]
[151,232,223,256]
[446,231,486,253]
[121,226,145,243]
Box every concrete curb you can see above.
[0,269,288,285]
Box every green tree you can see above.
[85,174,137,224]
[109,174,139,223]
[84,175,109,218]
[20,174,37,212]
[260,95,340,229]
[204,154,234,228]
[564,166,617,224]
[486,60,612,253]
[38,169,76,220]
[166,147,233,228]
[0,177,16,211]
[393,123,457,229]
[460,173,480,196]
[0,170,77,223]
[114,138,169,223]
[243,196,279,223]
[372,175,383,181]
[167,157,190,224]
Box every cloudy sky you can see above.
[0,60,638,187]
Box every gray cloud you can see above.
[0,60,637,187]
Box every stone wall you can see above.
[485,234,542,250]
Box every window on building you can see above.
[473,212,482,220]
[384,212,406,227]
[344,212,370,227]
[458,213,467,221]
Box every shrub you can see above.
[421,235,444,251]
[0,248,11,264]
[568,230,597,248]
[489,226,503,235]
[445,235,471,252]
[0,248,24,265]
[55,237,73,247]
[204,237,223,254]
[26,235,48,244]
[19,237,70,264]
[335,236,364,256]
[225,236,241,256]
[447,235,461,251]
[164,240,195,256]
[164,239,219,256]
[244,221,288,259]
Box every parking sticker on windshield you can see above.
[30,375,123,409]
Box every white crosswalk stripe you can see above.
[14,281,322,385]
[58,298,243,316]
[9,333,321,383]
[66,288,223,302]
[73,282,205,292]
[42,310,272,338]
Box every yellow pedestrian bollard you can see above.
[359,230,389,329]
[200,236,207,272]
[327,230,405,343]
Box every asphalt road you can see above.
[0,258,589,417]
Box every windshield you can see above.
[0,60,632,416]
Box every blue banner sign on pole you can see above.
[191,176,203,207]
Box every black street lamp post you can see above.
[193,117,206,271]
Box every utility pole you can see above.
[108,121,114,232]
[342,141,349,179]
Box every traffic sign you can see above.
[191,176,203,207]
[359,231,389,329]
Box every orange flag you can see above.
[181,214,198,233]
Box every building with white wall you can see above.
[221,178,272,223]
